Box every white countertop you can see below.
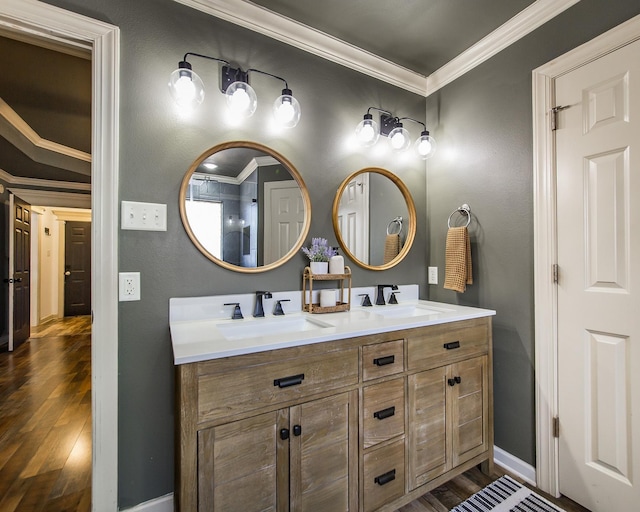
[170,295,496,365]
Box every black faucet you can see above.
[273,299,290,316]
[375,285,398,305]
[223,302,244,320]
[253,291,273,317]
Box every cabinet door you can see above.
[450,355,489,467]
[198,410,289,512]
[407,366,448,489]
[290,391,357,512]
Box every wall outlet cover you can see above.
[428,266,438,285]
[119,272,141,301]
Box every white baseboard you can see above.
[120,493,173,512]
[494,445,537,486]
[121,448,534,511]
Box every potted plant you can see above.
[302,237,336,274]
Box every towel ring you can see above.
[447,204,471,228]
[387,216,403,235]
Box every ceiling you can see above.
[0,0,545,185]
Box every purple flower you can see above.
[301,237,337,262]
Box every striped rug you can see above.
[451,475,566,512]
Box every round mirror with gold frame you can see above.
[179,141,311,273]
[332,167,416,270]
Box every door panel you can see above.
[263,182,304,265]
[337,173,369,263]
[555,38,640,512]
[9,194,30,350]
[64,221,91,316]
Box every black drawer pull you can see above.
[293,424,302,436]
[374,469,396,486]
[373,406,396,420]
[274,373,304,388]
[280,428,289,440]
[448,376,462,387]
[373,355,395,366]
[444,341,460,350]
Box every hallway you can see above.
[0,316,91,511]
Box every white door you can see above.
[555,38,640,512]
[337,173,369,263]
[263,181,304,265]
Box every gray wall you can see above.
[426,0,640,466]
[44,0,427,507]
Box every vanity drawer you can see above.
[197,347,359,423]
[363,378,405,449]
[362,339,404,381]
[407,317,490,371]
[363,439,405,512]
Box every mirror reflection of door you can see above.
[263,181,304,265]
[337,173,369,263]
[64,221,91,316]
[9,193,31,351]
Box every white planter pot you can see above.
[310,261,329,274]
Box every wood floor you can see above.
[0,316,92,512]
[396,465,591,512]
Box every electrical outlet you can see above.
[119,272,141,301]
[121,201,167,231]
[428,266,438,285]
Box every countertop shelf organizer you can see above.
[302,265,352,313]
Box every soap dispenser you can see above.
[329,249,345,275]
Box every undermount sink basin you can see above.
[216,316,332,341]
[372,304,443,319]
[317,309,374,326]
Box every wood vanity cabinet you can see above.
[175,315,493,512]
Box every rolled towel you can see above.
[383,233,401,264]
[444,227,473,293]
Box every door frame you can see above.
[0,1,120,509]
[532,13,640,497]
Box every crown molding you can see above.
[7,187,91,208]
[175,0,582,98]
[0,167,91,191]
[0,97,91,175]
[172,0,427,96]
[427,0,582,94]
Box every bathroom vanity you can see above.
[171,294,495,512]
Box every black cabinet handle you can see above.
[280,428,289,440]
[373,406,396,420]
[274,373,304,388]
[373,355,395,366]
[448,376,462,386]
[374,469,396,486]
[293,424,302,436]
[444,341,460,350]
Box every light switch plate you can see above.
[428,266,438,285]
[121,201,167,231]
[119,272,141,301]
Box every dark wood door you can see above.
[12,195,31,350]
[64,221,91,317]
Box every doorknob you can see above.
[65,271,71,276]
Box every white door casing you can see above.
[337,172,369,264]
[263,181,304,265]
[0,1,120,510]
[533,12,640,502]
[555,38,640,511]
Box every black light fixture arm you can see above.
[398,116,427,131]
[181,52,229,67]
[247,68,289,91]
[367,106,393,117]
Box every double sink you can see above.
[215,303,452,341]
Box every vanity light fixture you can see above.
[168,52,301,128]
[355,108,436,159]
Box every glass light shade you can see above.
[168,67,205,109]
[273,91,301,128]
[355,114,379,147]
[415,132,437,159]
[388,125,411,152]
[226,81,257,117]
